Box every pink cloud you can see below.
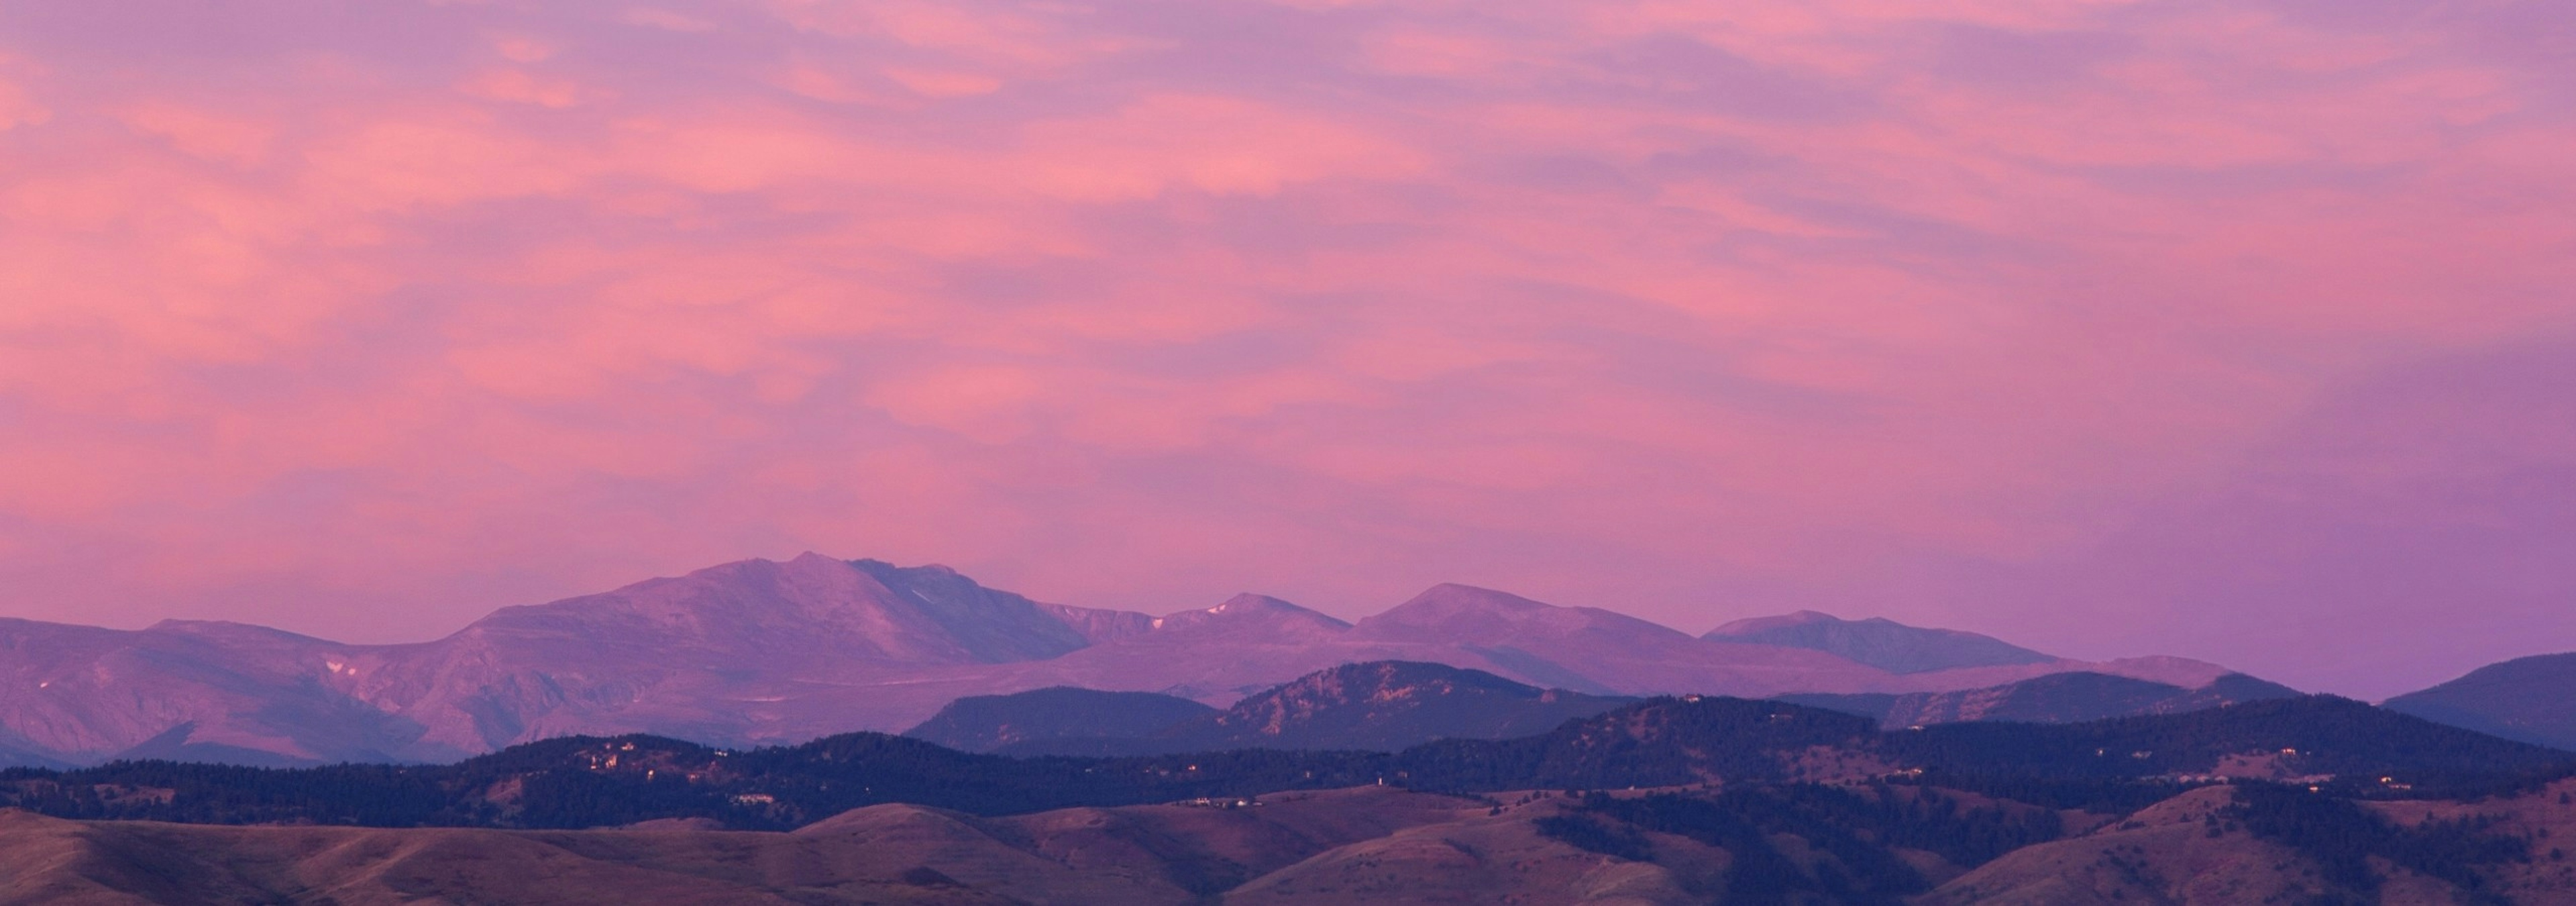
[0,0,2569,695]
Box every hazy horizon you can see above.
[2,1,2571,700]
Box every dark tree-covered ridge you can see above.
[2,694,2566,831]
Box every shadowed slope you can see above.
[1705,610,2057,674]
[2385,652,2576,750]
[1780,671,2302,726]
[1173,661,1637,752]
[903,688,1216,753]
[989,661,1639,756]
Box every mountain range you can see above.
[11,552,2576,774]
[0,553,2256,768]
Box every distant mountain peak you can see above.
[459,554,1101,666]
[1707,609,1929,636]
[1704,610,2055,674]
[1145,593,1351,638]
[1394,583,1553,613]
[1707,609,1846,632]
[1353,583,1664,645]
[1208,592,1301,614]
[845,556,959,577]
[138,619,339,645]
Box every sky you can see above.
[0,0,2570,699]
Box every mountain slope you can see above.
[993,661,1640,756]
[1170,661,1637,752]
[347,552,1162,757]
[1888,695,2573,789]
[903,688,1216,753]
[2384,652,2576,750]
[0,617,421,766]
[1704,610,2057,674]
[1780,671,2303,726]
[437,553,1096,670]
[1346,584,1888,696]
[1923,787,2363,905]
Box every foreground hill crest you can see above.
[0,553,2247,768]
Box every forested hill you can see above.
[1,695,2565,831]
[1886,695,2567,782]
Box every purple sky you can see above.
[0,0,2571,698]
